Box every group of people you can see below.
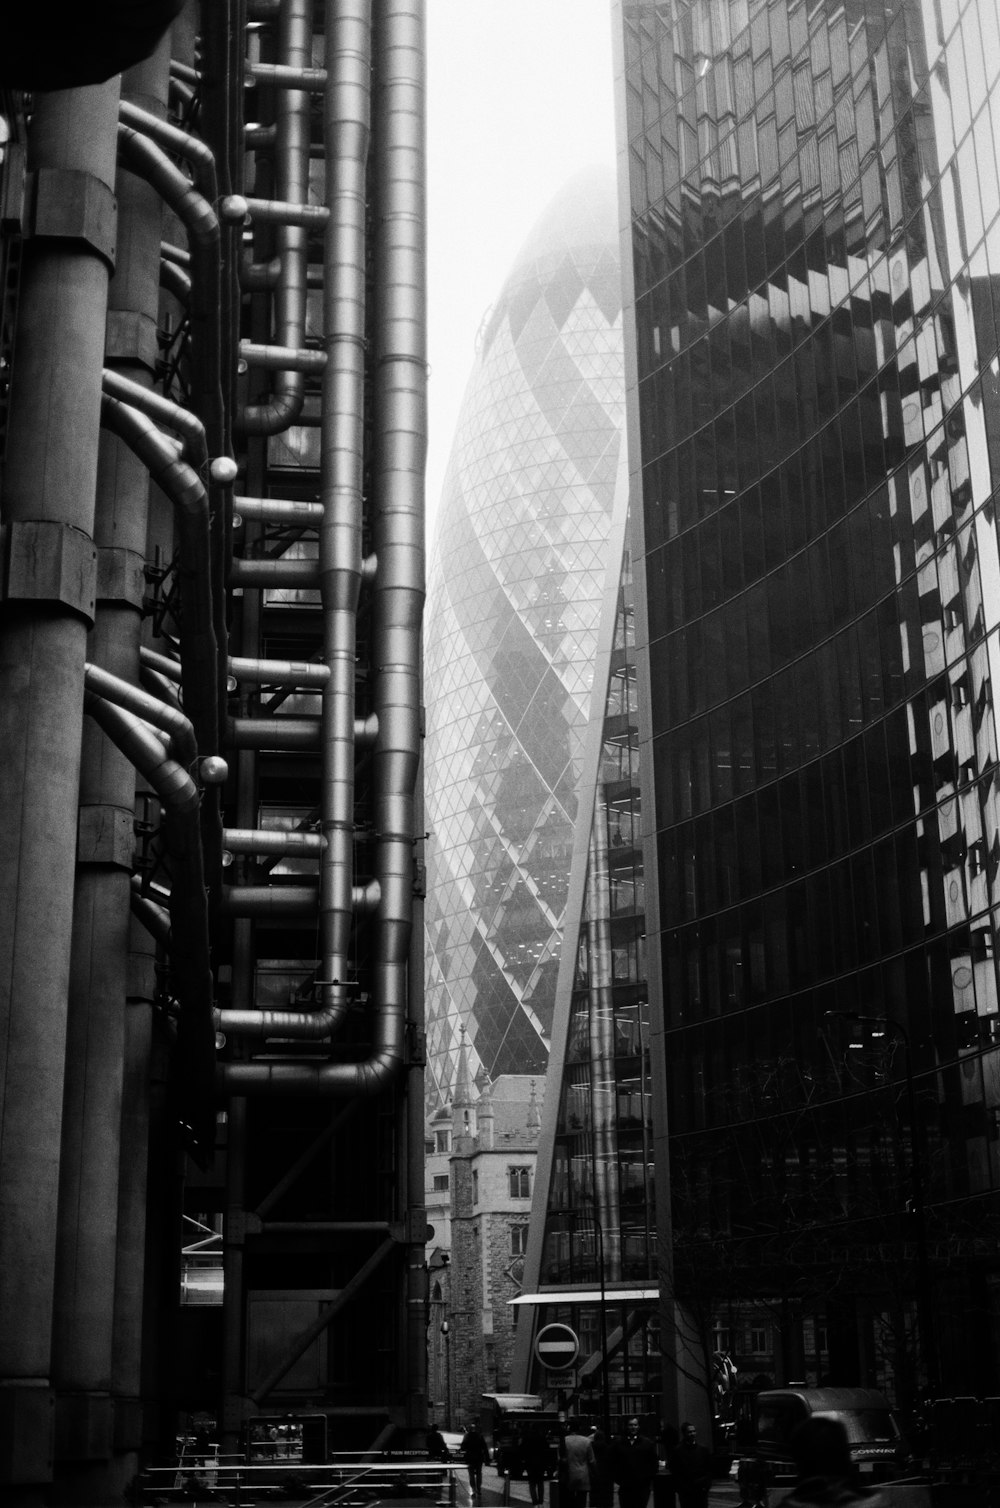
[552,1417,713,1508]
[427,1414,713,1508]
[430,1412,891,1508]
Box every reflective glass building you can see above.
[424,167,629,1105]
[617,0,1000,1407]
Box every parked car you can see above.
[739,1387,922,1490]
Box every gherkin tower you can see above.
[425,166,628,1106]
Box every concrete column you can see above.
[0,79,120,1499]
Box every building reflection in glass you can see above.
[618,0,1000,1403]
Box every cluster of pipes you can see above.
[0,0,424,1494]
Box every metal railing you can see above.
[141,1454,463,1507]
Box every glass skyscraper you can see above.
[615,0,1000,1408]
[424,166,630,1106]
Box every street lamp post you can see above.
[591,1084,612,1436]
[440,1320,452,1429]
[825,1011,938,1397]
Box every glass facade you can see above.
[424,166,627,1103]
[518,550,662,1419]
[618,0,1000,1402]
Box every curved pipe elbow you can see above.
[102,369,208,473]
[240,384,306,436]
[84,693,200,816]
[84,661,197,768]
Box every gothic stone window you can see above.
[508,1166,531,1199]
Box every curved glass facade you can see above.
[425,167,626,1105]
[621,0,1000,1399]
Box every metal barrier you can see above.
[141,1456,464,1507]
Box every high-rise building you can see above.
[614,0,1000,1412]
[424,166,630,1103]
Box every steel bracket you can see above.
[97,545,146,609]
[1,519,97,624]
[26,167,116,271]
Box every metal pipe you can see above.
[220,882,379,916]
[140,646,182,681]
[116,123,225,457]
[119,99,218,206]
[244,122,278,150]
[83,694,199,815]
[239,248,282,290]
[222,192,329,228]
[240,339,326,373]
[227,714,377,750]
[160,257,192,303]
[222,827,324,857]
[84,661,197,768]
[230,556,319,588]
[130,888,172,948]
[116,114,233,773]
[219,0,426,1086]
[217,0,373,1048]
[242,0,313,436]
[102,367,208,472]
[140,664,184,710]
[99,394,219,761]
[247,62,327,91]
[162,241,192,267]
[228,655,329,687]
[233,494,322,525]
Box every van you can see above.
[747,1387,919,1487]
[479,1394,561,1479]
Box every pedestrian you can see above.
[776,1417,900,1506]
[522,1422,551,1507]
[588,1425,615,1508]
[462,1417,491,1502]
[613,1417,659,1508]
[561,1420,597,1508]
[427,1425,451,1461]
[670,1423,713,1508]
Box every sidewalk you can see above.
[478,1466,741,1508]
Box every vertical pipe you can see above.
[242,0,312,433]
[0,79,120,1499]
[318,0,370,1023]
[369,0,425,1085]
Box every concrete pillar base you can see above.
[54,1390,113,1460]
[0,1380,54,1485]
[113,1394,144,1452]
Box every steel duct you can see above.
[227,715,377,750]
[99,393,220,762]
[242,0,313,435]
[218,0,425,1081]
[84,661,197,769]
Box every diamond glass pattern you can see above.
[425,167,626,1107]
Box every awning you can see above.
[509,1288,659,1305]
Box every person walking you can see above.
[522,1422,551,1507]
[588,1425,616,1508]
[427,1425,451,1462]
[613,1418,660,1508]
[462,1418,491,1503]
[670,1424,713,1508]
[561,1421,597,1508]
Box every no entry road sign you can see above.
[534,1322,580,1370]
